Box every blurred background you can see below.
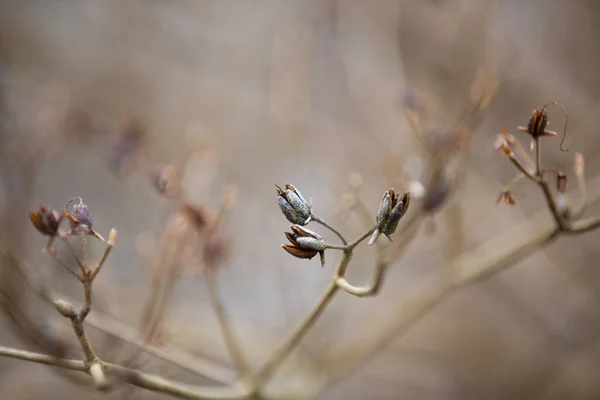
[1,1,600,399]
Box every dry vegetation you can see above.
[1,1,600,399]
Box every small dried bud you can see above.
[282,225,326,267]
[67,197,92,229]
[275,184,311,225]
[369,189,410,245]
[517,108,557,138]
[107,228,117,246]
[54,299,77,318]
[496,190,517,206]
[29,206,62,237]
[556,171,568,193]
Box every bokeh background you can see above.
[1,1,600,399]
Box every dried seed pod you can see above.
[30,206,62,237]
[369,189,410,245]
[517,102,569,151]
[67,197,92,229]
[282,225,326,267]
[275,184,311,225]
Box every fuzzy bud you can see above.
[67,197,93,229]
[275,184,311,225]
[54,299,77,318]
[369,189,410,245]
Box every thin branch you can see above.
[0,345,248,400]
[91,229,116,280]
[252,251,353,389]
[58,236,87,274]
[312,215,348,246]
[347,228,376,250]
[46,247,80,279]
[204,268,250,379]
[335,260,388,297]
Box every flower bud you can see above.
[275,184,311,225]
[369,189,410,245]
[282,225,326,267]
[54,299,77,318]
[29,206,62,237]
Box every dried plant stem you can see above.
[204,268,250,380]
[0,345,247,400]
[312,215,348,245]
[252,222,376,390]
[322,224,560,388]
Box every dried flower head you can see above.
[66,197,93,229]
[517,108,557,139]
[282,225,326,267]
[369,189,410,245]
[65,197,104,240]
[275,184,311,225]
[29,206,63,237]
[496,190,517,206]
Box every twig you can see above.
[0,345,248,400]
[252,222,377,390]
[204,268,250,380]
[312,215,348,245]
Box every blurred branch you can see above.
[318,117,600,393]
[204,267,250,380]
[0,345,248,400]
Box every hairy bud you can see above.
[54,299,77,318]
[369,189,410,245]
[275,184,311,225]
[67,197,93,229]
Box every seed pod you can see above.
[67,197,92,229]
[517,108,557,139]
[275,184,311,225]
[369,189,410,245]
[29,206,62,237]
[282,225,326,267]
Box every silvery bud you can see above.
[275,184,311,225]
[54,299,77,318]
[369,189,410,245]
[282,225,326,267]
